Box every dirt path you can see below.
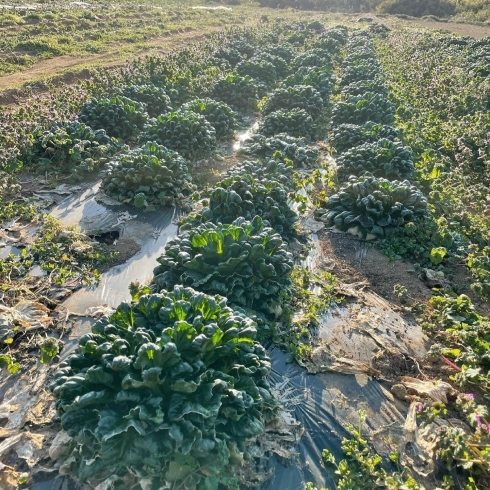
[407,19,490,38]
[0,27,221,104]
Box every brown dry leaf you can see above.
[400,376,455,403]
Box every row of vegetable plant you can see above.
[43,23,349,490]
[317,29,428,240]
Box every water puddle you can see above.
[62,206,180,314]
[0,244,22,259]
[233,121,259,151]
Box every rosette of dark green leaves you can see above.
[332,93,395,126]
[27,121,114,179]
[307,32,342,53]
[259,108,314,139]
[181,98,236,140]
[240,134,318,168]
[262,85,323,119]
[340,79,388,97]
[49,286,277,489]
[152,216,293,312]
[283,66,334,100]
[227,40,256,57]
[213,47,242,67]
[330,122,399,154]
[336,139,414,182]
[263,43,296,62]
[320,175,428,237]
[339,63,381,87]
[344,47,378,65]
[140,111,216,160]
[101,142,193,208]
[224,159,293,188]
[79,96,149,140]
[119,84,172,118]
[210,73,258,110]
[251,53,289,78]
[291,48,332,70]
[236,59,277,87]
[181,175,298,238]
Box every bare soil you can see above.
[319,229,433,305]
[0,27,219,105]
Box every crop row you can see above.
[44,22,346,490]
[315,29,428,240]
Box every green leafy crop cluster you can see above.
[79,96,149,141]
[251,52,290,78]
[210,73,259,110]
[180,98,236,141]
[27,121,115,179]
[329,121,399,154]
[283,66,334,100]
[325,31,425,239]
[340,79,388,97]
[49,286,277,489]
[291,48,332,70]
[262,85,324,119]
[331,92,395,126]
[42,23,340,490]
[259,108,314,139]
[236,58,277,88]
[101,142,194,208]
[119,84,173,118]
[240,134,318,168]
[181,174,297,239]
[263,43,296,63]
[151,216,293,315]
[318,175,428,237]
[223,158,294,188]
[336,138,414,182]
[141,111,216,161]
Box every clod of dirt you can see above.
[399,376,456,404]
[391,383,408,401]
[371,348,419,381]
[420,268,449,288]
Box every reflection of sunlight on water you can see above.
[232,122,259,151]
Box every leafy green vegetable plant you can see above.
[291,48,332,70]
[330,122,399,154]
[101,142,194,208]
[335,139,414,182]
[259,108,314,139]
[151,216,293,314]
[319,175,428,237]
[181,175,298,238]
[283,66,334,100]
[27,121,115,179]
[262,85,324,118]
[240,134,318,168]
[332,93,395,126]
[210,73,259,110]
[119,84,173,118]
[49,286,277,489]
[79,96,149,140]
[223,158,294,188]
[141,111,216,161]
[181,98,236,140]
[236,58,277,87]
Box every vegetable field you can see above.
[1,4,490,490]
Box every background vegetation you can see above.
[255,0,490,21]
